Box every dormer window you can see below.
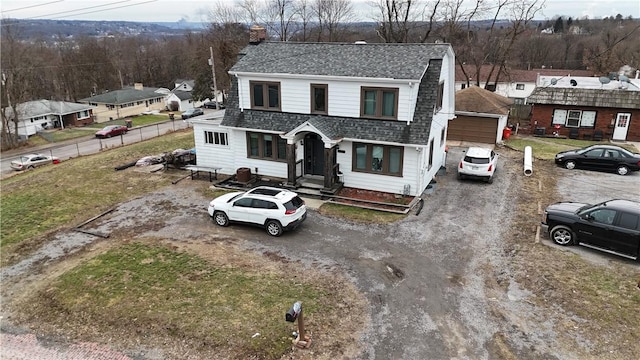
[250,81,281,111]
[360,87,398,119]
[311,84,328,114]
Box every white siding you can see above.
[337,141,421,196]
[193,123,235,174]
[193,122,289,179]
[237,76,415,121]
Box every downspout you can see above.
[234,73,243,112]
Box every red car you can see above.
[95,125,128,138]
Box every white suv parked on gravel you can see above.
[208,186,307,236]
[457,147,498,183]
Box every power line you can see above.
[2,0,64,13]
[48,0,159,20]
[0,0,159,22]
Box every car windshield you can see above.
[18,156,30,162]
[463,156,490,164]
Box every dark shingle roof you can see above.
[79,88,164,105]
[222,57,443,145]
[231,42,451,79]
[173,91,192,101]
[527,87,640,109]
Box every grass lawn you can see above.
[24,114,174,145]
[0,130,196,262]
[2,129,368,359]
[505,135,639,160]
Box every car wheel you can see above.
[616,165,629,176]
[213,211,229,227]
[550,225,574,246]
[564,160,576,170]
[266,220,283,237]
[487,176,494,184]
[27,165,34,170]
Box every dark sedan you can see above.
[203,101,225,109]
[95,125,128,138]
[181,108,204,119]
[554,144,640,175]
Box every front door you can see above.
[612,113,631,141]
[304,133,324,176]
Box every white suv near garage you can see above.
[457,147,498,183]
[208,186,307,236]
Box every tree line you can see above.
[2,0,639,148]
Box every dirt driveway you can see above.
[2,145,639,359]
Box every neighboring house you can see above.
[166,90,198,112]
[455,65,595,104]
[449,86,512,144]
[79,83,167,122]
[2,100,95,138]
[173,79,195,92]
[190,36,455,197]
[528,76,640,141]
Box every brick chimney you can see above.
[249,25,266,45]
[134,83,143,90]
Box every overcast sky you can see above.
[1,0,639,23]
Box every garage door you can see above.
[447,115,498,144]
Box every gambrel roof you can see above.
[231,42,451,80]
[223,42,451,146]
[527,87,640,109]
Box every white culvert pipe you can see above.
[524,146,533,176]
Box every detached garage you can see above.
[449,86,513,144]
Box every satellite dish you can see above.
[619,75,629,82]
[570,79,577,86]
[550,78,558,85]
[599,76,611,84]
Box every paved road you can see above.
[1,111,224,177]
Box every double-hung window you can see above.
[553,109,597,128]
[247,132,287,161]
[311,84,328,114]
[250,81,281,110]
[353,143,403,176]
[360,87,398,119]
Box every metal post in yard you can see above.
[76,142,80,156]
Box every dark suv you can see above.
[541,199,640,260]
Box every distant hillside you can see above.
[0,18,205,40]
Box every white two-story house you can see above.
[190,33,455,197]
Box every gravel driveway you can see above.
[2,145,638,359]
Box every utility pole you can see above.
[209,47,219,110]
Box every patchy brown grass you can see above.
[8,237,370,360]
[502,158,640,359]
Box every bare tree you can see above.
[371,0,413,42]
[1,24,48,148]
[293,0,314,41]
[312,0,355,41]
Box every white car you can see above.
[457,147,498,183]
[208,186,307,236]
[10,153,60,171]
